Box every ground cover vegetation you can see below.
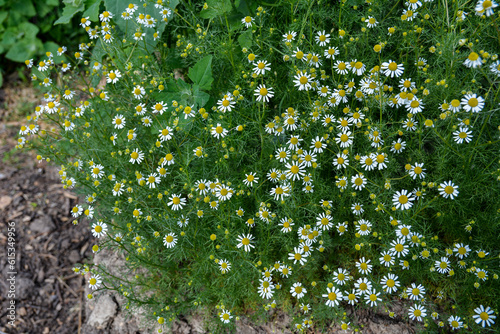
[0,0,98,86]
[15,0,500,332]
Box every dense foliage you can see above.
[17,0,500,332]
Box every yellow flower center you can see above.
[399,195,408,204]
[468,52,479,61]
[388,62,398,71]
[468,98,478,107]
[172,197,180,205]
[299,76,308,84]
[260,87,268,96]
[444,185,454,194]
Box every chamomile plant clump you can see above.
[18,0,500,332]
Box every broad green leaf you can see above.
[5,37,38,62]
[19,22,39,40]
[193,84,210,108]
[0,71,3,88]
[237,29,253,49]
[47,0,59,5]
[12,0,36,18]
[199,0,232,19]
[188,55,213,91]
[0,12,8,25]
[54,3,85,25]
[83,0,102,21]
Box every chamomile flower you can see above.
[435,257,451,274]
[334,60,349,75]
[279,217,294,233]
[293,71,313,91]
[107,70,121,84]
[129,149,144,164]
[360,154,377,171]
[464,51,482,68]
[336,221,348,235]
[489,60,500,76]
[379,251,395,267]
[152,101,168,114]
[289,247,307,265]
[241,16,253,28]
[258,279,275,299]
[345,289,359,305]
[163,233,177,248]
[285,161,306,181]
[158,126,174,142]
[236,233,255,252]
[253,60,271,76]
[90,164,105,179]
[461,93,485,113]
[381,273,400,293]
[211,123,229,139]
[409,163,426,179]
[351,173,367,191]
[365,289,382,307]
[408,304,427,322]
[333,153,349,169]
[448,316,463,330]
[88,274,102,290]
[132,85,145,99]
[217,95,235,113]
[315,30,330,46]
[290,282,306,299]
[356,219,372,236]
[390,238,409,258]
[323,287,342,307]
[406,97,424,114]
[365,16,378,28]
[254,84,274,102]
[316,213,333,230]
[407,283,425,300]
[324,46,339,59]
[473,305,496,327]
[438,181,459,199]
[220,309,233,323]
[336,130,354,148]
[219,259,231,273]
[282,31,297,42]
[332,268,350,286]
[146,173,160,189]
[310,136,326,153]
[270,184,290,201]
[452,243,470,259]
[381,60,405,77]
[91,221,108,238]
[112,114,126,129]
[475,0,498,17]
[393,189,414,210]
[167,194,186,211]
[99,10,113,22]
[71,205,83,218]
[351,202,364,215]
[243,172,259,186]
[356,257,373,275]
[355,277,372,295]
[399,78,416,91]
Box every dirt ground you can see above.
[0,81,93,334]
[0,81,420,334]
